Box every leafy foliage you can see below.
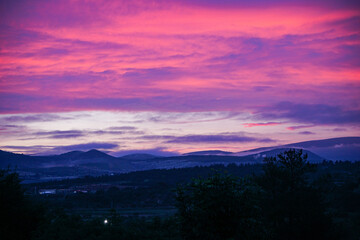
[176,172,265,240]
[258,149,337,240]
[0,169,44,240]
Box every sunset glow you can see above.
[1,0,359,155]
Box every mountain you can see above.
[0,148,322,174]
[75,149,115,160]
[0,150,40,168]
[58,150,84,159]
[121,153,158,161]
[179,137,359,163]
[1,137,358,182]
[233,137,360,161]
[248,148,324,163]
[284,137,360,148]
[0,149,127,171]
[61,149,123,170]
[283,137,360,161]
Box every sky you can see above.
[0,0,359,156]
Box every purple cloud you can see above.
[333,128,346,132]
[258,102,360,125]
[0,24,50,48]
[52,142,118,152]
[0,124,25,130]
[165,134,274,144]
[22,47,71,58]
[107,126,137,131]
[35,130,84,139]
[299,131,315,135]
[0,113,72,122]
[30,127,143,140]
[178,0,360,10]
[122,67,182,85]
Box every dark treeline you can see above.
[29,163,264,188]
[1,149,360,240]
[27,159,358,189]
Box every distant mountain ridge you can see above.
[234,137,360,161]
[121,153,158,161]
[59,151,84,159]
[0,149,118,169]
[183,137,360,161]
[284,137,360,148]
[1,137,359,180]
[0,147,326,171]
[74,149,115,160]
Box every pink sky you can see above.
[0,0,359,155]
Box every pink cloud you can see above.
[243,122,282,128]
[287,125,315,130]
[0,0,358,130]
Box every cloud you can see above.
[1,12,360,114]
[122,67,183,85]
[52,142,118,152]
[243,122,281,128]
[0,0,359,155]
[258,102,360,125]
[0,24,50,48]
[286,125,314,130]
[30,127,143,140]
[107,126,137,131]
[23,47,71,58]
[35,130,84,139]
[0,113,72,123]
[299,131,315,135]
[333,128,346,132]
[144,112,241,124]
[164,134,274,144]
[0,124,26,133]
[177,0,360,9]
[0,145,53,155]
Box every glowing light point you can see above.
[104,219,108,224]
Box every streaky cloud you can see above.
[165,134,274,144]
[243,122,281,128]
[299,131,315,135]
[258,102,360,125]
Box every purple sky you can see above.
[0,0,359,155]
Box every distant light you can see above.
[104,219,108,224]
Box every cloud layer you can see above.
[0,0,359,154]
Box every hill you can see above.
[1,137,358,182]
[232,137,360,161]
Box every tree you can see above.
[258,149,335,240]
[175,172,265,240]
[0,170,44,240]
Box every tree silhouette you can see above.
[258,149,336,240]
[176,172,265,240]
[0,170,44,240]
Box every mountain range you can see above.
[185,137,360,161]
[1,137,359,180]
